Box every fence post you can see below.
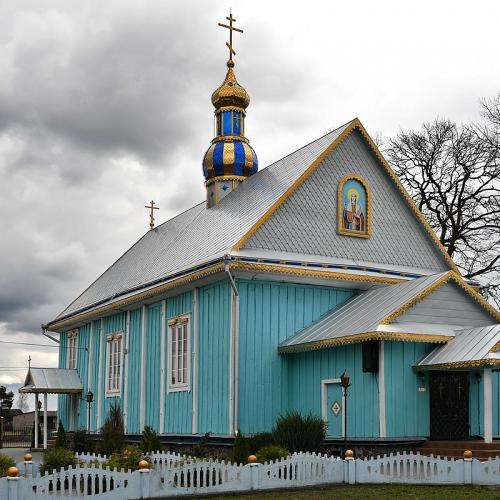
[7,466,19,500]
[247,454,260,490]
[463,450,472,485]
[344,450,356,485]
[138,460,151,498]
[23,453,33,478]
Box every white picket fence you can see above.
[1,451,499,499]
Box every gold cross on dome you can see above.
[145,200,159,230]
[218,10,243,63]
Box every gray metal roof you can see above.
[19,368,83,394]
[416,325,500,368]
[279,273,453,352]
[52,122,352,321]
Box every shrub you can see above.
[73,428,90,453]
[141,425,161,453]
[256,445,289,464]
[106,446,150,471]
[273,411,326,453]
[55,421,67,448]
[0,453,15,478]
[99,402,124,455]
[40,448,77,475]
[247,432,275,454]
[232,431,249,464]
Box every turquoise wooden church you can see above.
[43,17,500,447]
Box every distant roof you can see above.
[416,325,500,369]
[51,121,352,322]
[19,368,82,394]
[278,271,500,353]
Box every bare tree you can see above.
[385,96,500,305]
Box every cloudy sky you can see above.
[1,0,499,408]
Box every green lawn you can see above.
[208,484,500,499]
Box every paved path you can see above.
[0,447,43,463]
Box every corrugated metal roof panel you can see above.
[54,122,352,320]
[416,325,500,367]
[279,273,449,349]
[19,368,83,394]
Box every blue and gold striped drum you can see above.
[203,140,258,180]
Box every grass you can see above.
[208,484,500,499]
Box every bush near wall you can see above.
[40,448,78,475]
[273,412,326,453]
[0,453,15,477]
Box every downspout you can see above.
[41,325,59,344]
[224,257,239,434]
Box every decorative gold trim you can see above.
[380,271,500,325]
[67,329,78,339]
[489,340,500,353]
[232,118,458,273]
[419,359,500,369]
[231,261,404,284]
[168,315,189,326]
[278,331,451,354]
[106,332,122,342]
[205,175,247,187]
[46,263,225,332]
[337,173,372,239]
[211,135,249,145]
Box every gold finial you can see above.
[145,200,159,230]
[218,10,243,66]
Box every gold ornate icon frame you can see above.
[337,173,372,239]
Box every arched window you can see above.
[338,174,371,238]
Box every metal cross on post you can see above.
[218,10,243,63]
[145,200,159,230]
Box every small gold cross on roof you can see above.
[218,10,243,63]
[145,200,159,230]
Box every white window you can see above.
[168,316,190,392]
[68,330,78,369]
[106,333,122,395]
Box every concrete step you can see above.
[415,447,500,460]
[419,440,500,450]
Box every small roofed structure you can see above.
[19,368,82,449]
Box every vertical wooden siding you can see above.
[198,282,230,434]
[165,292,193,434]
[287,343,379,438]
[127,309,142,433]
[89,320,101,432]
[238,280,354,434]
[58,332,69,429]
[384,341,434,437]
[144,303,162,430]
[75,324,90,429]
[470,371,500,437]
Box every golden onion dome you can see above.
[211,61,250,110]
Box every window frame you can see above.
[67,330,78,370]
[167,315,191,393]
[105,332,123,397]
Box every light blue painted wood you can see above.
[89,320,101,432]
[165,291,193,434]
[145,303,162,430]
[326,384,343,437]
[75,324,90,430]
[385,342,434,437]
[127,309,142,433]
[494,371,500,436]
[288,344,379,438]
[198,282,230,434]
[469,372,483,437]
[58,332,69,429]
[238,280,354,434]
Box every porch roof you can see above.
[278,273,455,353]
[19,367,83,394]
[415,324,500,369]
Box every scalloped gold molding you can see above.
[279,331,451,354]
